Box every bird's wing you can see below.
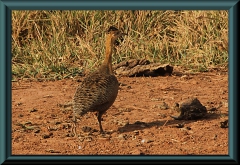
[74,72,118,111]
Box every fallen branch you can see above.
[113,59,173,77]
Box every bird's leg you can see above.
[97,111,105,134]
[72,113,77,137]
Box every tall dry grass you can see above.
[12,10,228,80]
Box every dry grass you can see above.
[11,10,228,80]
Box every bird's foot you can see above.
[99,131,112,138]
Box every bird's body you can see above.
[73,71,119,133]
[73,26,125,135]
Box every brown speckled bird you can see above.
[72,26,126,135]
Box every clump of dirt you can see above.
[171,97,207,120]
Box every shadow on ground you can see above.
[117,112,226,133]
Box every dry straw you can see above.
[12,10,228,80]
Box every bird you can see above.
[72,26,126,136]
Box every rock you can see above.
[171,97,207,120]
[220,120,228,128]
[118,134,128,140]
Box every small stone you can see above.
[213,134,218,140]
[19,114,24,117]
[43,134,50,139]
[147,139,154,143]
[30,108,38,113]
[42,132,53,139]
[141,139,146,143]
[159,102,169,110]
[85,136,93,142]
[35,115,41,119]
[55,121,61,125]
[118,134,127,140]
[133,130,139,135]
[220,120,228,128]
[17,102,23,106]
[176,123,185,128]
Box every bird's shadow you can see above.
[117,112,227,133]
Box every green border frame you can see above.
[0,0,239,164]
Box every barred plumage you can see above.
[72,26,126,135]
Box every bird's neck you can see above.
[99,36,114,74]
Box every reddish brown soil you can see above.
[12,68,228,155]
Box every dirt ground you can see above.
[12,67,229,155]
